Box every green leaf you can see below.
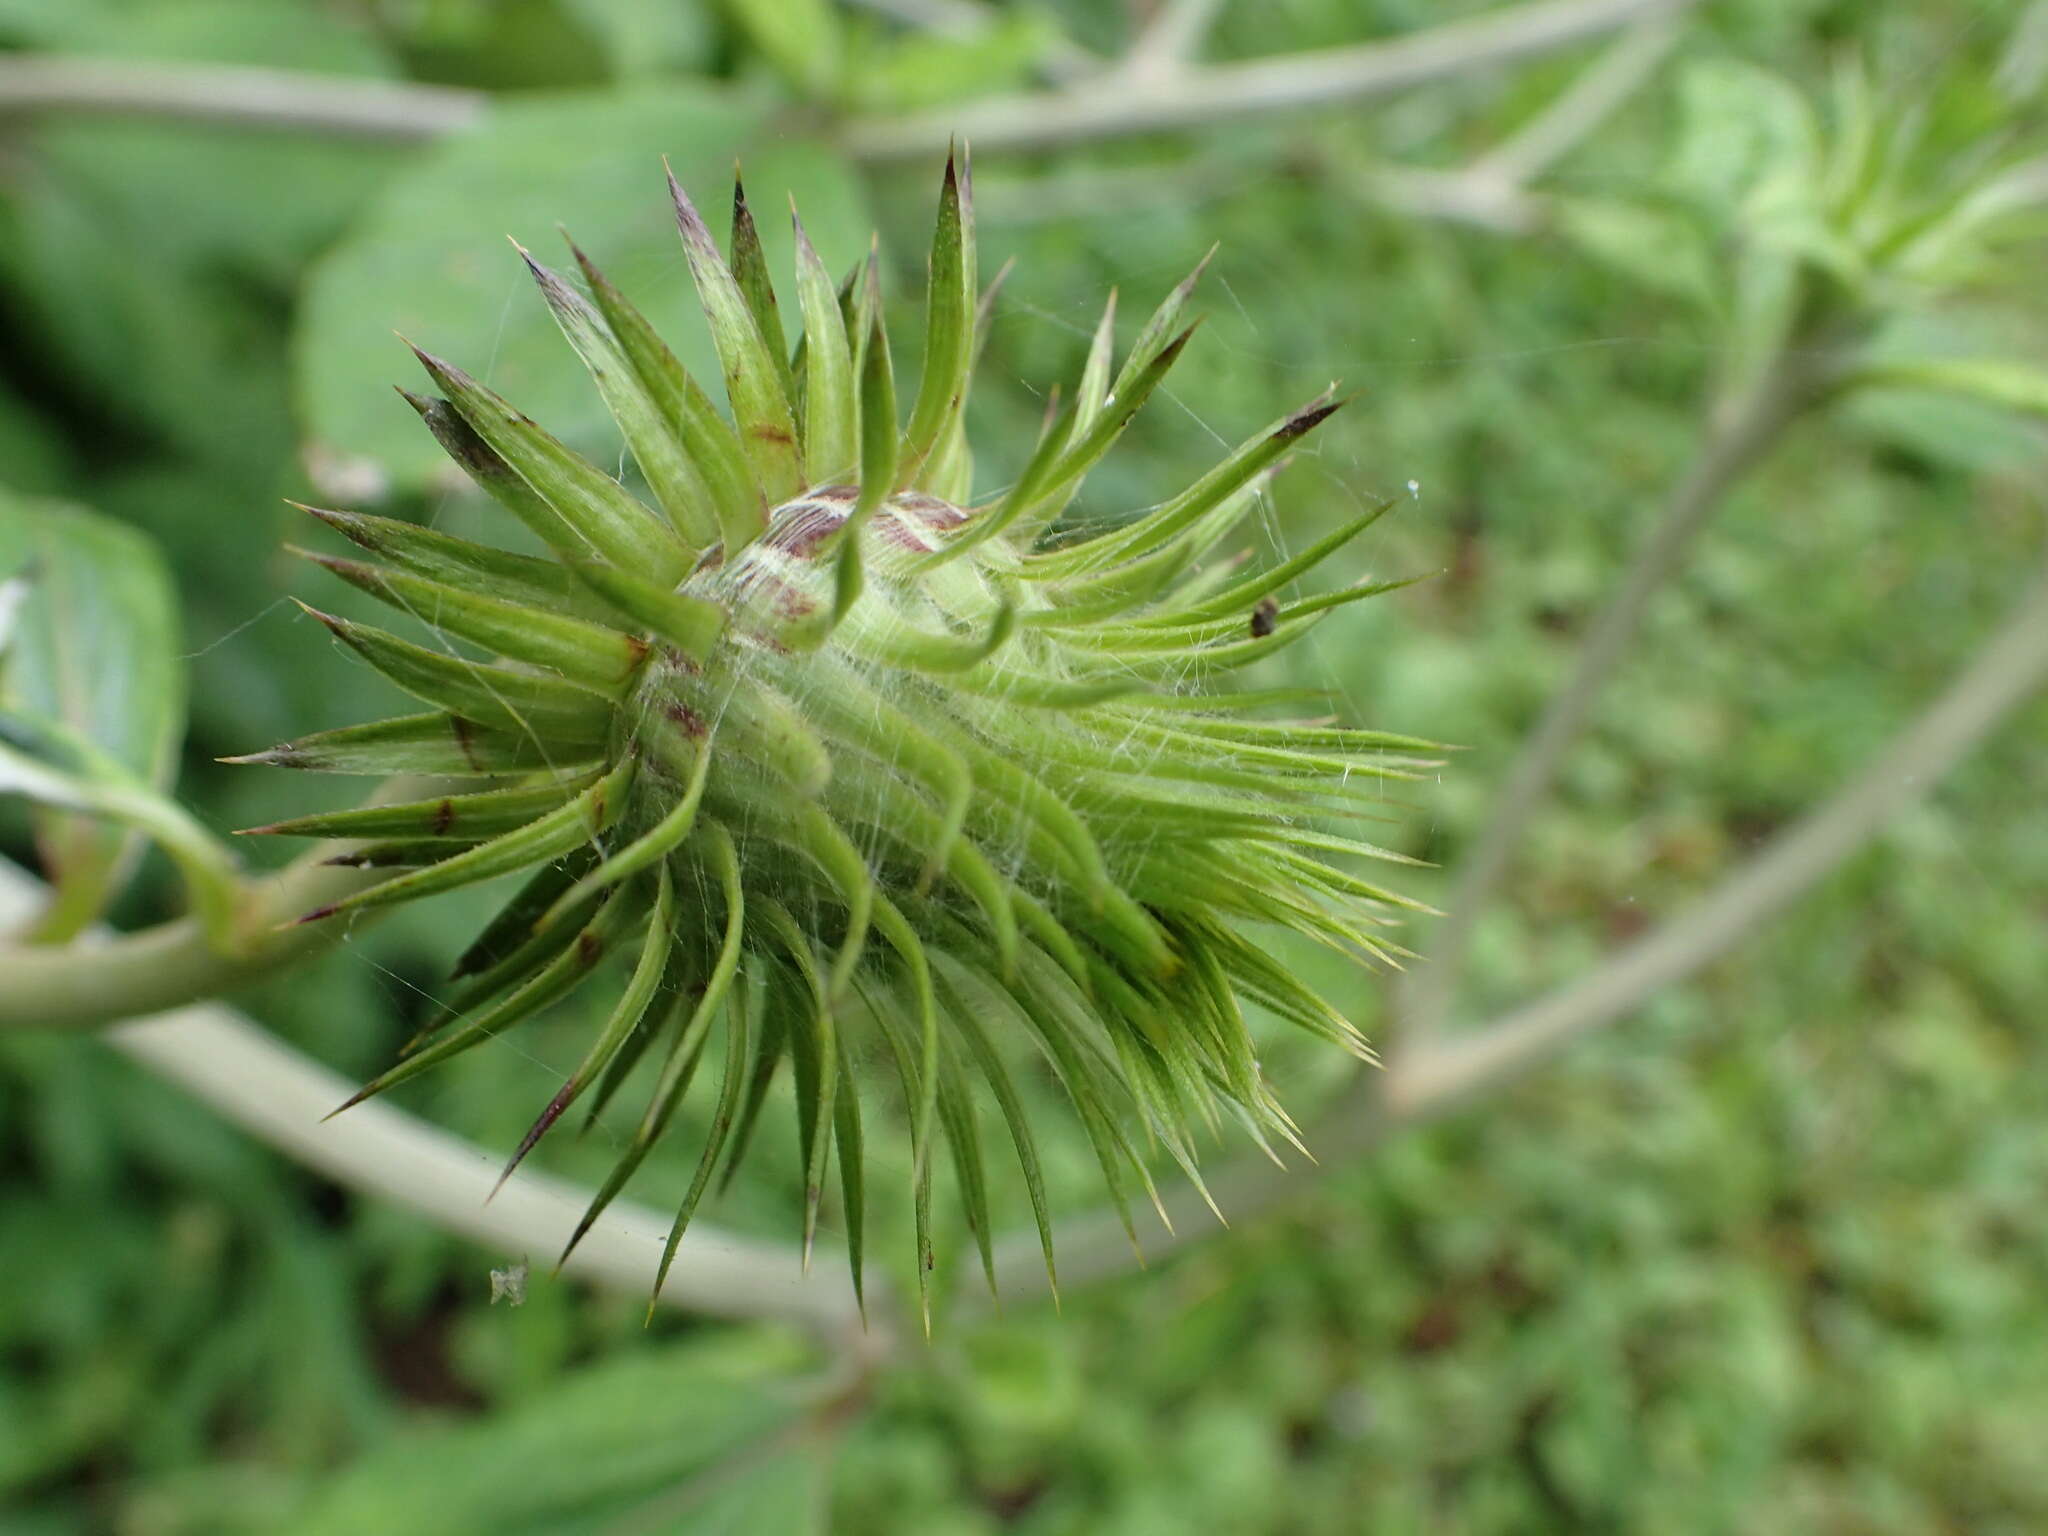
[299,757,636,925]
[1670,60,1820,219]
[406,345,692,583]
[298,88,866,494]
[561,0,712,79]
[791,206,858,486]
[240,773,596,843]
[0,489,189,939]
[562,557,728,663]
[730,174,798,415]
[516,244,720,554]
[295,503,594,618]
[225,712,586,777]
[299,604,616,743]
[297,551,648,693]
[902,152,977,486]
[0,712,239,954]
[720,0,842,100]
[1844,357,2048,417]
[566,241,767,555]
[852,12,1053,109]
[286,1330,828,1536]
[4,4,399,467]
[1554,197,1718,310]
[668,169,806,507]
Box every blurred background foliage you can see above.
[2,0,2046,1531]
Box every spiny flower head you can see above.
[237,152,1436,1322]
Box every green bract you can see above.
[239,153,1436,1321]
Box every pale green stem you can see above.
[0,859,875,1337]
[0,845,390,1030]
[0,0,1696,159]
[1398,331,1835,1049]
[0,775,448,1031]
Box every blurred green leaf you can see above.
[1554,198,1717,311]
[0,488,200,938]
[0,712,240,952]
[853,14,1052,110]
[721,0,842,99]
[563,0,714,79]
[1846,356,2048,418]
[285,1330,829,1535]
[13,2,404,277]
[0,2,404,467]
[0,382,72,496]
[1668,60,1818,219]
[386,0,611,91]
[296,88,869,498]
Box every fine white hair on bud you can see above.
[235,151,1441,1324]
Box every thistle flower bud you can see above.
[239,152,1438,1320]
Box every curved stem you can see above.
[984,554,2048,1300]
[1394,553,2048,1112]
[0,845,393,1030]
[0,0,1694,161]
[841,0,1696,160]
[0,55,479,140]
[1399,334,1830,1046]
[1468,13,1682,186]
[0,860,873,1337]
[1117,0,1229,83]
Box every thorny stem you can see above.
[982,554,2048,1298]
[1397,325,1839,1050]
[0,0,1695,158]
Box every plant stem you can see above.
[0,861,868,1335]
[0,0,1693,159]
[0,845,388,1030]
[1392,557,2048,1112]
[841,0,1696,160]
[1117,0,1229,81]
[0,56,480,140]
[983,554,2048,1299]
[1468,13,1682,186]
[1339,6,1681,233]
[1399,332,1831,1047]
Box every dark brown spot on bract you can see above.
[433,798,455,835]
[449,715,483,770]
[576,931,603,965]
[749,423,794,445]
[665,702,709,739]
[1251,597,1279,638]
